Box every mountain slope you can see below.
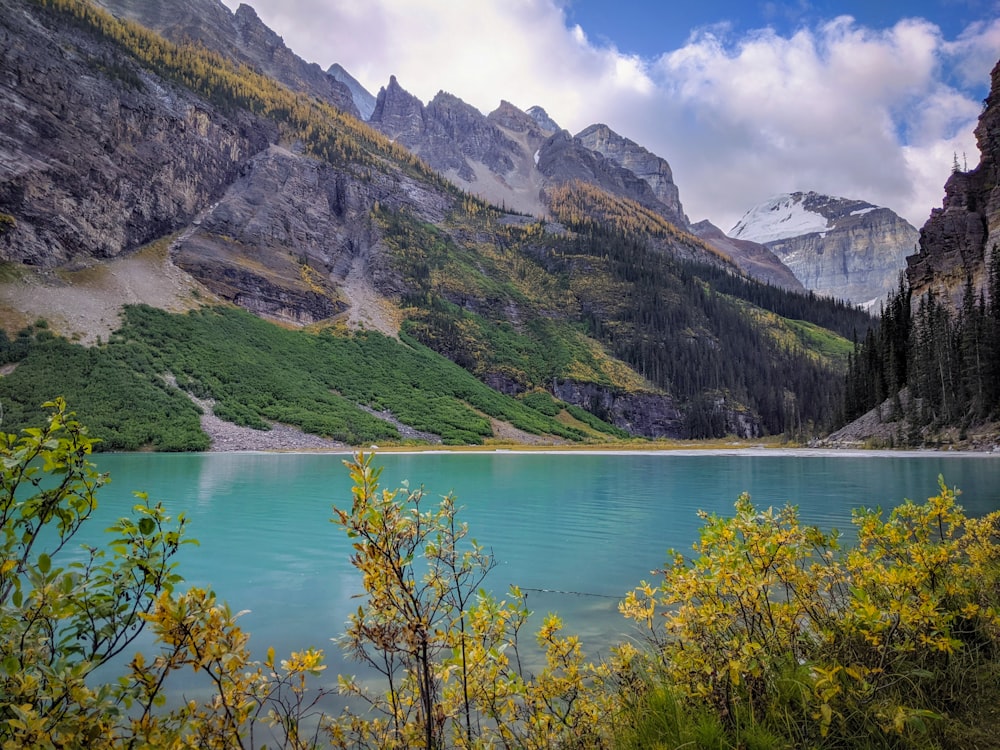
[690,220,804,292]
[93,0,361,117]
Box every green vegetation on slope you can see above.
[399,196,860,437]
[0,306,621,449]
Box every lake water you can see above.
[78,450,1000,692]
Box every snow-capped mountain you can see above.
[731,193,841,244]
[729,192,918,306]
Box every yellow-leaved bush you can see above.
[620,479,1000,748]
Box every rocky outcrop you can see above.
[551,380,763,439]
[93,0,361,118]
[526,106,560,134]
[370,80,521,182]
[328,63,376,120]
[731,192,917,306]
[575,124,688,228]
[0,0,272,267]
[907,59,1000,312]
[691,221,804,291]
[537,131,672,215]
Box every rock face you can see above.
[730,192,918,306]
[691,221,804,292]
[369,78,547,214]
[369,80,521,181]
[327,63,376,120]
[907,58,1000,311]
[537,131,673,215]
[369,77,705,253]
[0,0,272,267]
[526,106,560,134]
[551,381,763,439]
[575,124,688,228]
[0,0,449,322]
[93,0,361,118]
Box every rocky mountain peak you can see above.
[575,123,688,228]
[487,100,542,135]
[370,76,426,137]
[731,192,917,306]
[369,79,519,184]
[526,105,560,133]
[327,63,376,120]
[907,58,1000,311]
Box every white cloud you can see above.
[226,0,997,232]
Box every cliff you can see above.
[0,0,273,267]
[906,59,1000,310]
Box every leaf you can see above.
[38,552,50,574]
[138,517,155,536]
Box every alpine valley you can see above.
[0,0,996,449]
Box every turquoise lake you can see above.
[79,450,1000,691]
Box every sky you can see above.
[219,0,1000,232]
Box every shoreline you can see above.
[190,403,1000,458]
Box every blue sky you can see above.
[564,1,995,58]
[223,0,1000,231]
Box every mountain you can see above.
[731,192,918,306]
[690,221,804,292]
[906,60,1000,312]
[526,106,560,133]
[575,124,688,228]
[0,0,870,447]
[367,77,716,262]
[327,63,376,120]
[93,0,361,118]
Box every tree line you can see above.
[843,246,1000,438]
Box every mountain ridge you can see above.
[0,0,872,447]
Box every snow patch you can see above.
[533,149,540,166]
[850,207,876,217]
[730,194,830,244]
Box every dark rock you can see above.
[0,0,272,266]
[550,380,760,439]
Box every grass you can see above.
[0,305,628,449]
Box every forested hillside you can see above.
[843,256,1000,442]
